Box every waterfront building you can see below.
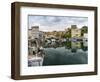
[71,25,81,38]
[31,26,40,39]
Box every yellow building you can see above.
[71,25,81,38]
[71,42,81,49]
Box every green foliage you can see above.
[81,26,88,36]
[62,28,71,38]
[66,41,71,49]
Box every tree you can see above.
[81,26,88,36]
[64,28,71,38]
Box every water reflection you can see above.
[43,40,88,52]
[43,40,88,66]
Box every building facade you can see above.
[31,26,40,39]
[71,25,81,38]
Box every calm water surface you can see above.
[43,46,88,66]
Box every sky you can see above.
[28,15,88,32]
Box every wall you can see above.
[0,0,100,82]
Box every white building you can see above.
[31,26,40,39]
[83,33,88,46]
[28,26,40,39]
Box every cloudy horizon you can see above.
[28,15,88,32]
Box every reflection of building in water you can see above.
[71,25,81,38]
[71,42,81,49]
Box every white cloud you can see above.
[28,15,88,31]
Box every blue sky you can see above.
[28,15,88,32]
